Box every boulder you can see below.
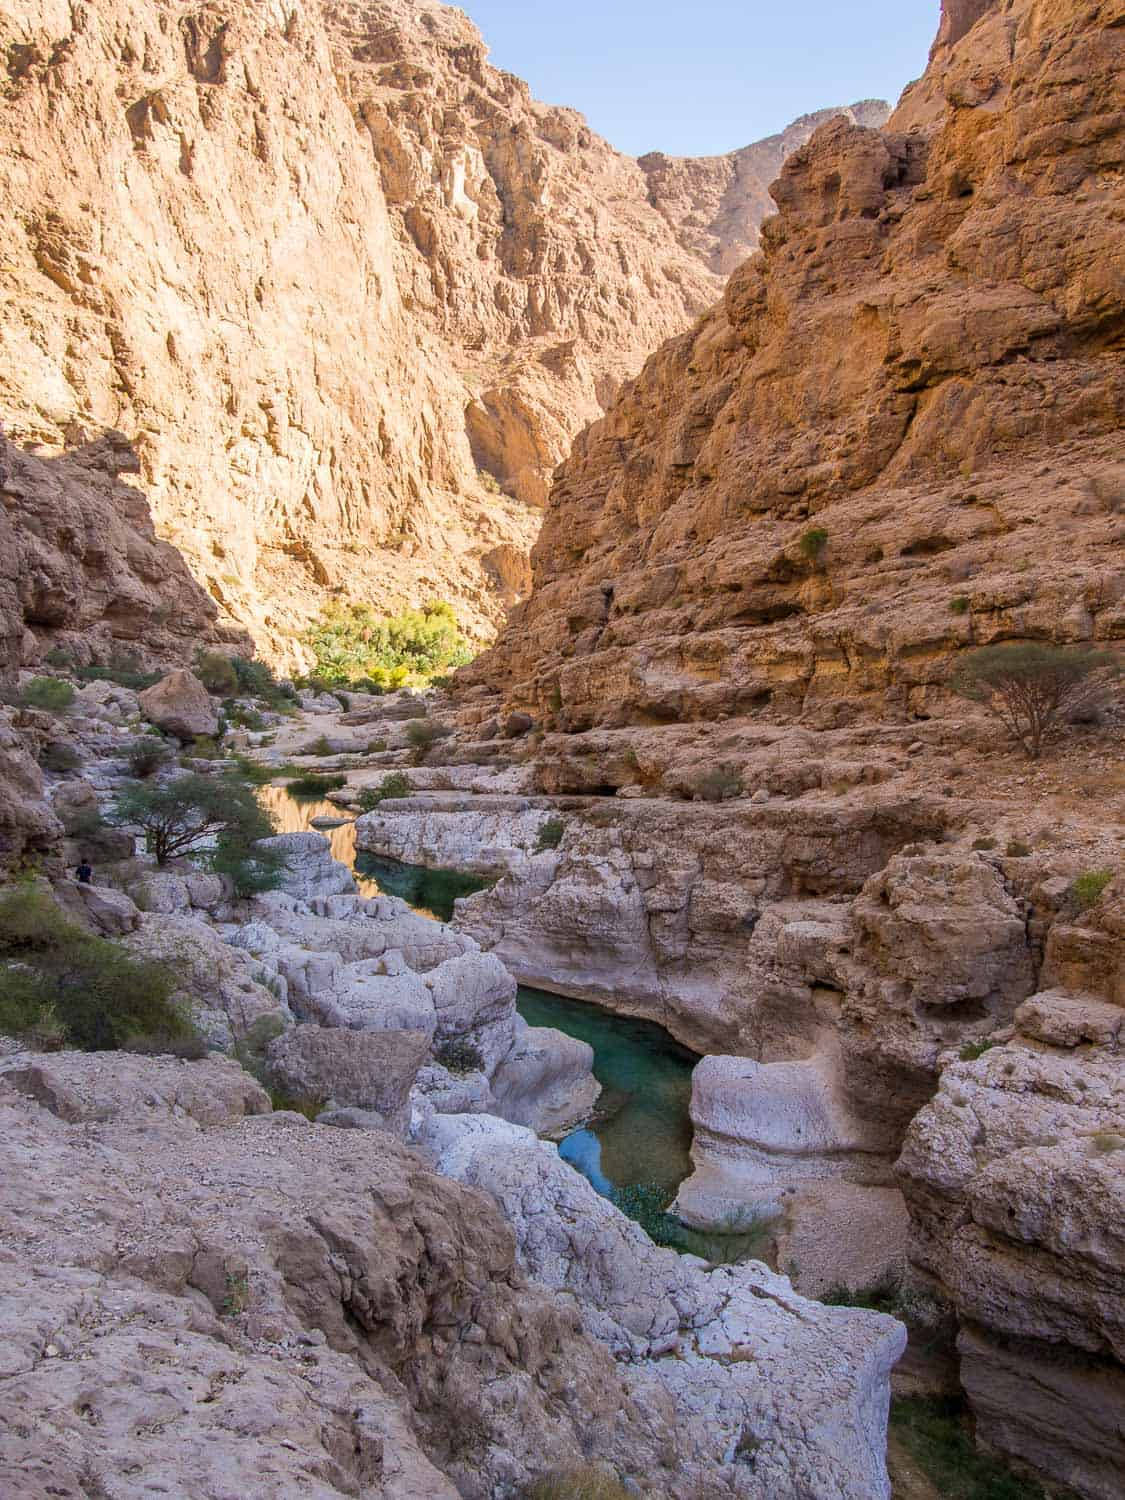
[137,670,218,741]
[256,832,356,901]
[266,1024,429,1137]
[76,882,140,936]
[0,1050,268,1125]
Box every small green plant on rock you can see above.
[798,526,829,562]
[356,772,413,811]
[971,836,997,851]
[1071,868,1112,912]
[221,1269,250,1317]
[1005,838,1031,857]
[950,596,971,614]
[405,718,450,764]
[193,651,239,696]
[20,677,75,712]
[124,737,173,779]
[534,816,566,853]
[39,742,82,773]
[959,1039,996,1062]
[434,1037,485,1075]
[685,764,743,803]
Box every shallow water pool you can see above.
[259,785,770,1261]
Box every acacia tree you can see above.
[113,772,285,893]
[950,644,1118,759]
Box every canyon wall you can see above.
[467,0,1124,729]
[1,0,875,664]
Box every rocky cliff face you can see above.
[470,0,1124,729]
[639,99,890,274]
[0,0,731,661]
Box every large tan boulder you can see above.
[138,670,218,741]
[265,1024,430,1138]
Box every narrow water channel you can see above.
[260,786,770,1263]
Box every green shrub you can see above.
[230,656,293,708]
[971,836,997,851]
[522,1469,632,1500]
[39,742,82,773]
[798,526,829,561]
[286,773,347,799]
[1091,1132,1125,1154]
[366,738,388,754]
[194,651,239,695]
[950,643,1119,759]
[20,676,75,712]
[185,734,227,760]
[959,1039,996,1062]
[356,772,413,811]
[686,764,743,803]
[889,1396,1047,1500]
[1005,839,1031,857]
[434,1038,486,1075]
[300,734,335,759]
[113,771,277,868]
[225,702,266,731]
[75,654,162,691]
[1071,868,1113,912]
[124,737,173,779]
[534,816,566,852]
[0,881,199,1053]
[950,596,971,615]
[301,599,475,688]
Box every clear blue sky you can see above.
[459,1,939,157]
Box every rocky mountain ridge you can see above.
[0,0,881,668]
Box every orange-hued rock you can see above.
[3,0,783,662]
[639,100,890,274]
[470,0,1124,731]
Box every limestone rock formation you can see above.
[0,1049,903,1499]
[0,428,242,676]
[137,668,219,741]
[469,0,1124,731]
[897,979,1125,1498]
[640,99,891,273]
[0,0,728,660]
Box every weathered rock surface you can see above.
[640,99,890,273]
[137,668,218,741]
[0,0,748,659]
[469,0,1125,733]
[898,994,1125,1500]
[0,707,60,869]
[0,428,243,676]
[0,1050,903,1498]
[423,1110,905,1496]
[267,1023,430,1136]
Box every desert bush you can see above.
[685,764,743,803]
[959,1039,996,1062]
[39,742,82,773]
[356,772,413,811]
[950,596,970,615]
[194,650,239,696]
[0,881,199,1053]
[522,1469,632,1500]
[534,816,566,852]
[301,599,474,688]
[950,643,1119,759]
[889,1395,1047,1500]
[225,702,266,731]
[434,1038,485,1075]
[124,737,174,779]
[1071,868,1113,912]
[971,836,997,851]
[113,770,277,869]
[75,653,161,691]
[286,773,347,799]
[20,676,75,712]
[798,526,829,562]
[1005,838,1031,857]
